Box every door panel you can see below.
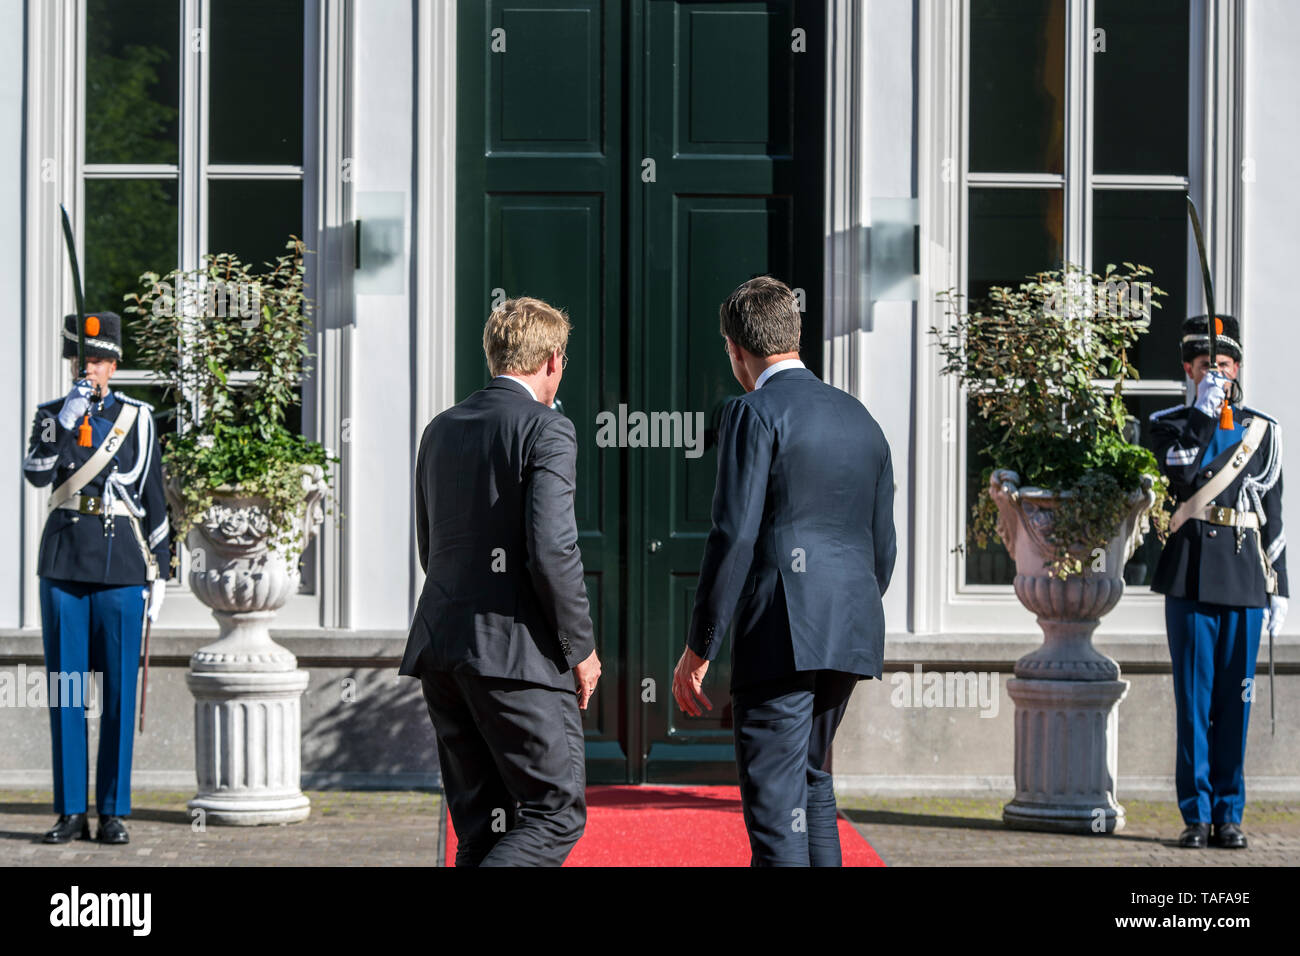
[455,0,823,783]
[634,0,825,782]
[457,0,626,781]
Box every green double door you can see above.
[455,0,825,782]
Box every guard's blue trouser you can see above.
[39,577,146,817]
[1165,596,1264,825]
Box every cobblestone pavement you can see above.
[2,790,1297,866]
[0,790,443,867]
[838,795,1300,866]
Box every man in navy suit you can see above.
[672,276,896,867]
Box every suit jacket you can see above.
[1148,402,1287,607]
[22,390,171,585]
[400,377,597,689]
[686,367,897,689]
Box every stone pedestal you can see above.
[170,467,326,827]
[1003,677,1130,833]
[989,469,1156,834]
[188,666,311,826]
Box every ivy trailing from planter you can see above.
[124,238,337,563]
[934,262,1173,578]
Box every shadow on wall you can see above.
[301,667,441,784]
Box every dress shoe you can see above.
[1177,823,1209,848]
[96,815,130,845]
[43,813,90,844]
[1210,821,1247,849]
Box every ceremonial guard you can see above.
[1148,313,1287,850]
[21,312,170,845]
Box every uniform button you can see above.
[1206,470,1214,477]
[1208,529,1218,537]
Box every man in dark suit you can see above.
[672,276,896,867]
[401,296,601,866]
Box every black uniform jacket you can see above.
[1148,402,1286,608]
[400,377,596,689]
[23,390,171,585]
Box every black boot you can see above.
[96,815,130,845]
[1177,822,1209,848]
[1210,821,1248,849]
[43,813,90,844]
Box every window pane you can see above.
[210,0,305,165]
[1091,189,1187,381]
[207,179,304,271]
[84,178,179,367]
[965,397,1016,586]
[969,0,1065,174]
[86,0,180,165]
[967,187,1063,305]
[965,187,1063,586]
[1093,0,1188,176]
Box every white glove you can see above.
[57,379,95,430]
[1267,595,1287,638]
[1194,370,1229,418]
[146,579,167,623]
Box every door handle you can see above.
[647,539,663,553]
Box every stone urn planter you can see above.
[988,468,1157,834]
[166,465,327,826]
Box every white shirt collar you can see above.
[754,358,805,390]
[495,375,539,403]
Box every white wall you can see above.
[0,0,24,628]
[1242,0,1299,620]
[348,0,416,629]
[864,0,916,633]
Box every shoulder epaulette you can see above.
[1148,403,1187,422]
[1242,405,1278,424]
[117,394,155,412]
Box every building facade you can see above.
[1,0,1296,796]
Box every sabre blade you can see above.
[1186,195,1235,426]
[59,203,88,379]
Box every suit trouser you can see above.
[731,669,860,867]
[419,667,586,866]
[38,577,146,817]
[1165,596,1264,825]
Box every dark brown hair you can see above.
[718,276,801,357]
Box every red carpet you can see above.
[442,785,885,866]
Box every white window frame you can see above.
[916,0,1243,635]
[22,0,353,630]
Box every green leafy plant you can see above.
[124,238,337,561]
[934,262,1172,578]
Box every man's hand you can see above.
[672,645,713,717]
[1194,370,1229,418]
[574,649,601,710]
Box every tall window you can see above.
[961,0,1193,589]
[81,0,308,567]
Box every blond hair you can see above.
[482,296,572,377]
